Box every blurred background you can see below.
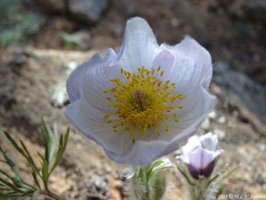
[0,0,266,199]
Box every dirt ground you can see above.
[0,0,266,199]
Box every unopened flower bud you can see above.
[179,133,223,179]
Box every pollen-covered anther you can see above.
[103,67,185,141]
[165,125,169,132]
[177,94,184,100]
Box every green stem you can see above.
[41,190,64,200]
[190,179,208,200]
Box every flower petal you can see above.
[161,36,212,89]
[151,50,175,81]
[158,86,216,156]
[65,96,134,155]
[67,48,117,103]
[200,132,218,151]
[67,54,101,103]
[213,149,224,159]
[201,160,215,178]
[182,135,202,154]
[118,17,160,72]
[66,59,139,156]
[189,148,214,170]
[105,140,169,165]
[188,163,201,180]
[81,63,125,113]
[175,86,216,128]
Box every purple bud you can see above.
[179,133,223,179]
[188,152,215,179]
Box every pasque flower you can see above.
[65,17,216,165]
[179,133,223,179]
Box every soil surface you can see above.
[0,0,266,199]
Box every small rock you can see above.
[105,165,112,173]
[69,0,108,24]
[171,18,180,27]
[66,61,78,75]
[218,116,226,124]
[214,129,226,139]
[201,118,210,130]
[51,81,68,108]
[257,143,266,151]
[40,0,108,24]
[86,175,109,197]
[208,111,217,119]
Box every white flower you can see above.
[65,17,216,165]
[179,133,223,179]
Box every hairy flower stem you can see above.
[130,159,172,200]
[189,179,208,200]
[131,171,166,200]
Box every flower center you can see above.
[131,89,151,112]
[103,67,184,143]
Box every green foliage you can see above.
[60,32,89,50]
[0,0,44,47]
[130,158,172,200]
[0,122,69,200]
[0,145,36,199]
[177,163,196,186]
[0,0,19,20]
[0,30,22,48]
[205,166,237,200]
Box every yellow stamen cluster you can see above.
[103,66,184,143]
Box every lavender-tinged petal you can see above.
[200,149,215,169]
[189,148,214,171]
[213,149,224,159]
[175,86,216,128]
[66,62,138,155]
[67,48,117,103]
[67,54,102,103]
[188,148,216,179]
[104,48,118,65]
[105,140,169,165]
[160,36,212,89]
[188,159,215,180]
[151,50,175,81]
[200,132,218,151]
[81,64,125,113]
[161,86,216,154]
[178,154,190,164]
[152,84,216,145]
[188,148,204,170]
[65,97,134,155]
[181,135,202,154]
[118,17,160,72]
